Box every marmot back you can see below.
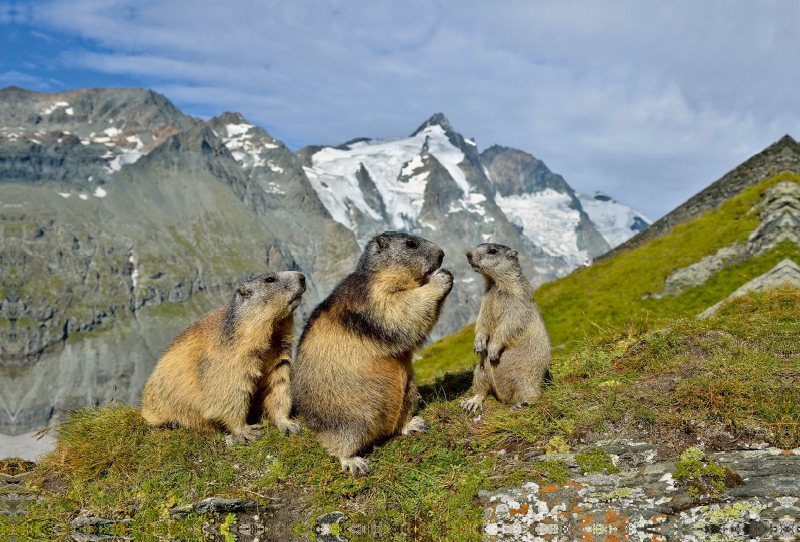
[293,231,453,476]
[460,243,551,412]
[141,271,306,442]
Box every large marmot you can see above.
[460,243,551,412]
[141,272,306,442]
[293,232,453,476]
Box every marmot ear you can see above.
[376,235,390,251]
[237,286,252,299]
[507,250,518,260]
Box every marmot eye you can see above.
[406,240,418,249]
[265,276,276,283]
[488,248,497,255]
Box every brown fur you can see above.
[140,272,306,442]
[460,243,551,412]
[293,232,452,476]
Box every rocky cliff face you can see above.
[0,87,650,434]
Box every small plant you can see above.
[575,449,620,474]
[545,436,570,455]
[220,512,237,542]
[674,447,744,498]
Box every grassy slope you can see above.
[415,172,800,381]
[20,289,799,540]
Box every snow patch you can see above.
[105,152,143,173]
[126,135,144,150]
[93,187,107,198]
[57,192,70,198]
[225,123,253,137]
[263,182,285,195]
[129,256,138,288]
[577,192,652,248]
[496,189,588,268]
[65,107,74,115]
[267,161,283,173]
[78,194,88,200]
[103,127,123,137]
[41,101,69,115]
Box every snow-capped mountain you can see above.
[300,118,650,280]
[576,192,652,248]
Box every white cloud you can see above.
[19,0,800,219]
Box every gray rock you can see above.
[479,447,800,541]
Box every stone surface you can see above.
[479,445,800,541]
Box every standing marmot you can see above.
[460,243,551,412]
[293,232,453,476]
[140,272,306,442]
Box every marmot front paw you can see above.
[474,333,488,354]
[431,268,454,292]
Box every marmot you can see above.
[460,243,551,412]
[140,272,306,442]
[293,232,453,476]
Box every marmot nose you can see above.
[298,274,306,288]
[466,251,473,261]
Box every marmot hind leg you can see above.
[460,361,492,414]
[317,428,373,477]
[397,377,429,435]
[259,360,301,436]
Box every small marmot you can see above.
[293,231,453,476]
[460,243,551,412]
[140,272,306,442]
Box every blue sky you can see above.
[2,0,798,219]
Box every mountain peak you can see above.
[410,113,460,149]
[411,112,455,136]
[209,111,249,126]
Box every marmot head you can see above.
[228,271,306,326]
[466,243,521,281]
[358,231,444,282]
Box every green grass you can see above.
[23,288,800,539]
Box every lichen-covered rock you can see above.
[480,445,800,540]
